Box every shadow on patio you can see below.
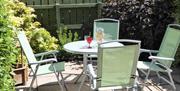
[15,62,180,91]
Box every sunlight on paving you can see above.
[15,62,179,91]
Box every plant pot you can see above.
[13,64,28,86]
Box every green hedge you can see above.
[0,0,17,90]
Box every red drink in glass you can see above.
[86,36,92,48]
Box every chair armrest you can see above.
[140,49,159,56]
[140,49,159,53]
[34,50,59,57]
[29,58,57,65]
[148,56,174,61]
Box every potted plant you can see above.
[12,44,28,85]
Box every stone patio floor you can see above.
[15,61,180,91]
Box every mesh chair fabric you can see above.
[158,26,180,67]
[97,44,139,88]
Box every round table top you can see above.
[63,40,123,55]
[63,40,97,54]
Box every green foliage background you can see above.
[57,25,79,60]
[175,0,180,23]
[7,0,59,54]
[0,0,17,90]
[29,28,58,53]
[174,0,180,66]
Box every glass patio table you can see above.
[63,40,123,82]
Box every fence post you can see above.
[56,2,60,29]
[97,2,102,18]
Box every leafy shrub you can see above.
[102,0,175,50]
[7,0,59,54]
[57,25,79,60]
[29,28,58,53]
[7,0,37,30]
[57,25,79,49]
[0,0,17,90]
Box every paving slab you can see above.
[15,62,180,91]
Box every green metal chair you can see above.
[93,18,120,41]
[137,24,180,91]
[89,18,120,61]
[78,39,141,91]
[17,31,67,91]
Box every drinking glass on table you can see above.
[86,36,93,48]
[96,27,104,44]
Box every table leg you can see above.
[74,54,88,84]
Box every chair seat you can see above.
[31,62,64,75]
[137,61,166,72]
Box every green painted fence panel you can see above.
[42,0,48,5]
[89,7,98,22]
[21,0,102,36]
[48,9,56,28]
[63,0,70,4]
[76,8,84,24]
[33,0,41,5]
[41,10,49,27]
[49,0,56,4]
[70,0,76,4]
[60,8,70,25]
[48,9,57,34]
[27,0,33,4]
[35,9,43,23]
[90,0,96,3]
[84,0,90,3]
[70,8,77,24]
[77,0,83,3]
[83,7,91,23]
[57,0,61,3]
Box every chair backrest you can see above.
[96,40,140,88]
[17,31,37,64]
[93,18,120,41]
[157,24,180,68]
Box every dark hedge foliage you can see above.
[175,0,180,23]
[102,0,175,50]
[174,0,180,66]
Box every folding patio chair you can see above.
[17,31,67,91]
[88,18,120,61]
[137,24,180,91]
[93,18,120,41]
[78,39,141,91]
[73,18,120,84]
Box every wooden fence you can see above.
[20,0,105,36]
